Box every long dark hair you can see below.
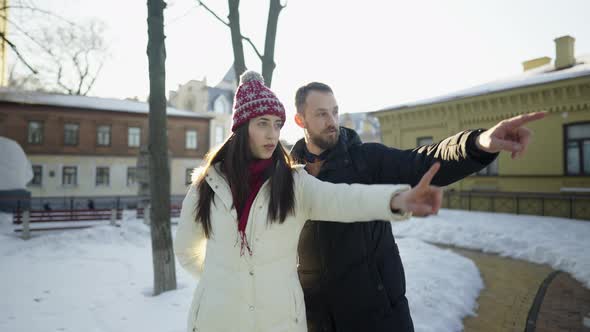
[194,123,295,238]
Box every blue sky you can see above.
[13,0,590,142]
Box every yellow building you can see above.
[372,36,590,220]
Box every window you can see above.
[215,125,225,145]
[127,167,138,186]
[477,158,499,176]
[64,123,79,146]
[565,123,590,175]
[27,121,44,144]
[186,130,198,149]
[417,136,434,147]
[96,167,110,186]
[97,125,111,146]
[128,127,141,147]
[184,98,195,111]
[30,165,42,186]
[62,166,77,186]
[185,168,193,185]
[214,95,229,114]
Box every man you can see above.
[290,82,545,332]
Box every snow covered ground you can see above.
[0,212,481,332]
[393,209,590,288]
[397,238,482,332]
[3,208,588,332]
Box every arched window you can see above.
[214,95,230,114]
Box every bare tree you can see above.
[6,63,42,91]
[2,2,108,95]
[197,0,285,87]
[146,0,177,295]
[0,0,62,74]
[39,21,107,95]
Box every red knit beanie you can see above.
[231,71,286,132]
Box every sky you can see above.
[9,0,590,143]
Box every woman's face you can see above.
[248,115,283,159]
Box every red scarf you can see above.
[233,158,273,256]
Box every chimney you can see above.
[554,35,576,70]
[522,57,552,71]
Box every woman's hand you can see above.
[391,163,443,216]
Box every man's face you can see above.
[300,91,339,150]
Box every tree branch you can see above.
[72,50,88,95]
[2,15,57,57]
[261,0,283,86]
[82,60,104,96]
[197,0,263,61]
[242,35,263,61]
[0,5,76,25]
[56,65,73,95]
[0,32,38,74]
[196,0,229,27]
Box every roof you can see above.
[219,65,236,85]
[215,65,238,91]
[0,88,215,119]
[373,54,590,114]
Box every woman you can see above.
[174,71,442,332]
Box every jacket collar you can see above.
[203,163,236,212]
[204,163,274,212]
[290,126,362,171]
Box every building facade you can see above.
[372,36,590,219]
[168,66,236,150]
[0,89,213,207]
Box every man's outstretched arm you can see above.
[367,111,546,187]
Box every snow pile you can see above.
[398,238,483,332]
[393,209,590,288]
[0,137,33,190]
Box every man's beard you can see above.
[307,126,339,151]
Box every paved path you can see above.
[436,245,590,332]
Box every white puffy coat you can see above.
[174,164,410,332]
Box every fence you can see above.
[443,190,590,220]
[13,208,123,224]
[1,195,185,213]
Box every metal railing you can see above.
[443,190,590,220]
[0,195,186,214]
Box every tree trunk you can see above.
[227,0,247,80]
[146,0,177,295]
[261,0,283,87]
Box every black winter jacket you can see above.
[290,127,497,332]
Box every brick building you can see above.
[0,89,213,209]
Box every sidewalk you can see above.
[437,245,590,332]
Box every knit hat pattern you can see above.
[231,70,286,132]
